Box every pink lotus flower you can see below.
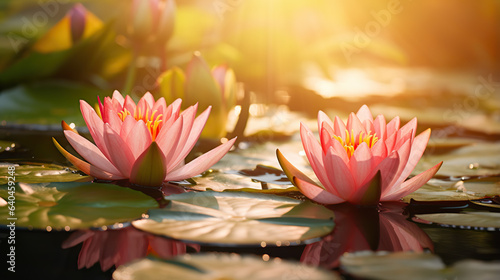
[53,91,236,187]
[277,105,442,205]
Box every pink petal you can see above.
[399,117,417,141]
[384,129,432,197]
[53,137,125,180]
[293,177,345,205]
[376,151,400,195]
[164,137,236,181]
[385,131,397,152]
[142,92,155,108]
[346,112,366,136]
[123,95,136,115]
[383,138,412,195]
[103,124,135,177]
[168,105,197,169]
[333,116,346,139]
[276,148,320,188]
[373,114,387,140]
[64,130,122,176]
[362,120,374,134]
[356,105,373,124]
[317,110,334,133]
[164,98,182,122]
[383,161,442,201]
[170,106,211,169]
[324,147,356,199]
[386,116,400,137]
[320,126,333,154]
[120,115,136,140]
[156,115,184,172]
[371,139,388,166]
[126,120,153,159]
[152,96,167,116]
[300,123,336,193]
[80,100,111,159]
[105,108,122,133]
[112,90,125,106]
[349,142,375,187]
[393,129,413,152]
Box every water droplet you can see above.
[46,226,52,232]
[64,226,71,231]
[262,254,270,261]
[260,241,267,248]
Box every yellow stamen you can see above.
[332,129,379,158]
[117,107,163,140]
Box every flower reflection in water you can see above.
[301,202,433,269]
[62,226,200,271]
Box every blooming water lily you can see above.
[53,91,236,187]
[277,105,442,206]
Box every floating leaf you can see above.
[0,162,90,184]
[403,177,500,202]
[413,212,500,230]
[340,251,500,280]
[0,81,107,128]
[340,251,447,280]
[113,253,339,280]
[0,182,158,230]
[414,141,500,177]
[132,191,334,245]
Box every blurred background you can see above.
[0,0,499,136]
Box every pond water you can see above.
[1,104,500,280]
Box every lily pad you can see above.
[340,251,500,280]
[0,162,90,184]
[340,251,446,280]
[0,182,158,230]
[0,80,107,129]
[413,212,500,230]
[132,191,335,245]
[113,253,339,280]
[403,177,500,202]
[414,141,500,178]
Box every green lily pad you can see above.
[113,253,339,280]
[414,141,500,178]
[341,251,446,280]
[340,251,500,280]
[132,191,335,245]
[403,177,500,202]
[0,182,158,230]
[0,162,90,184]
[0,80,107,128]
[413,212,500,230]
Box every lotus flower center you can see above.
[332,130,378,158]
[118,108,163,140]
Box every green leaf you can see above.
[113,253,339,280]
[340,251,500,280]
[0,163,90,184]
[132,191,334,245]
[0,182,158,230]
[414,212,500,230]
[0,80,107,128]
[403,177,500,202]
